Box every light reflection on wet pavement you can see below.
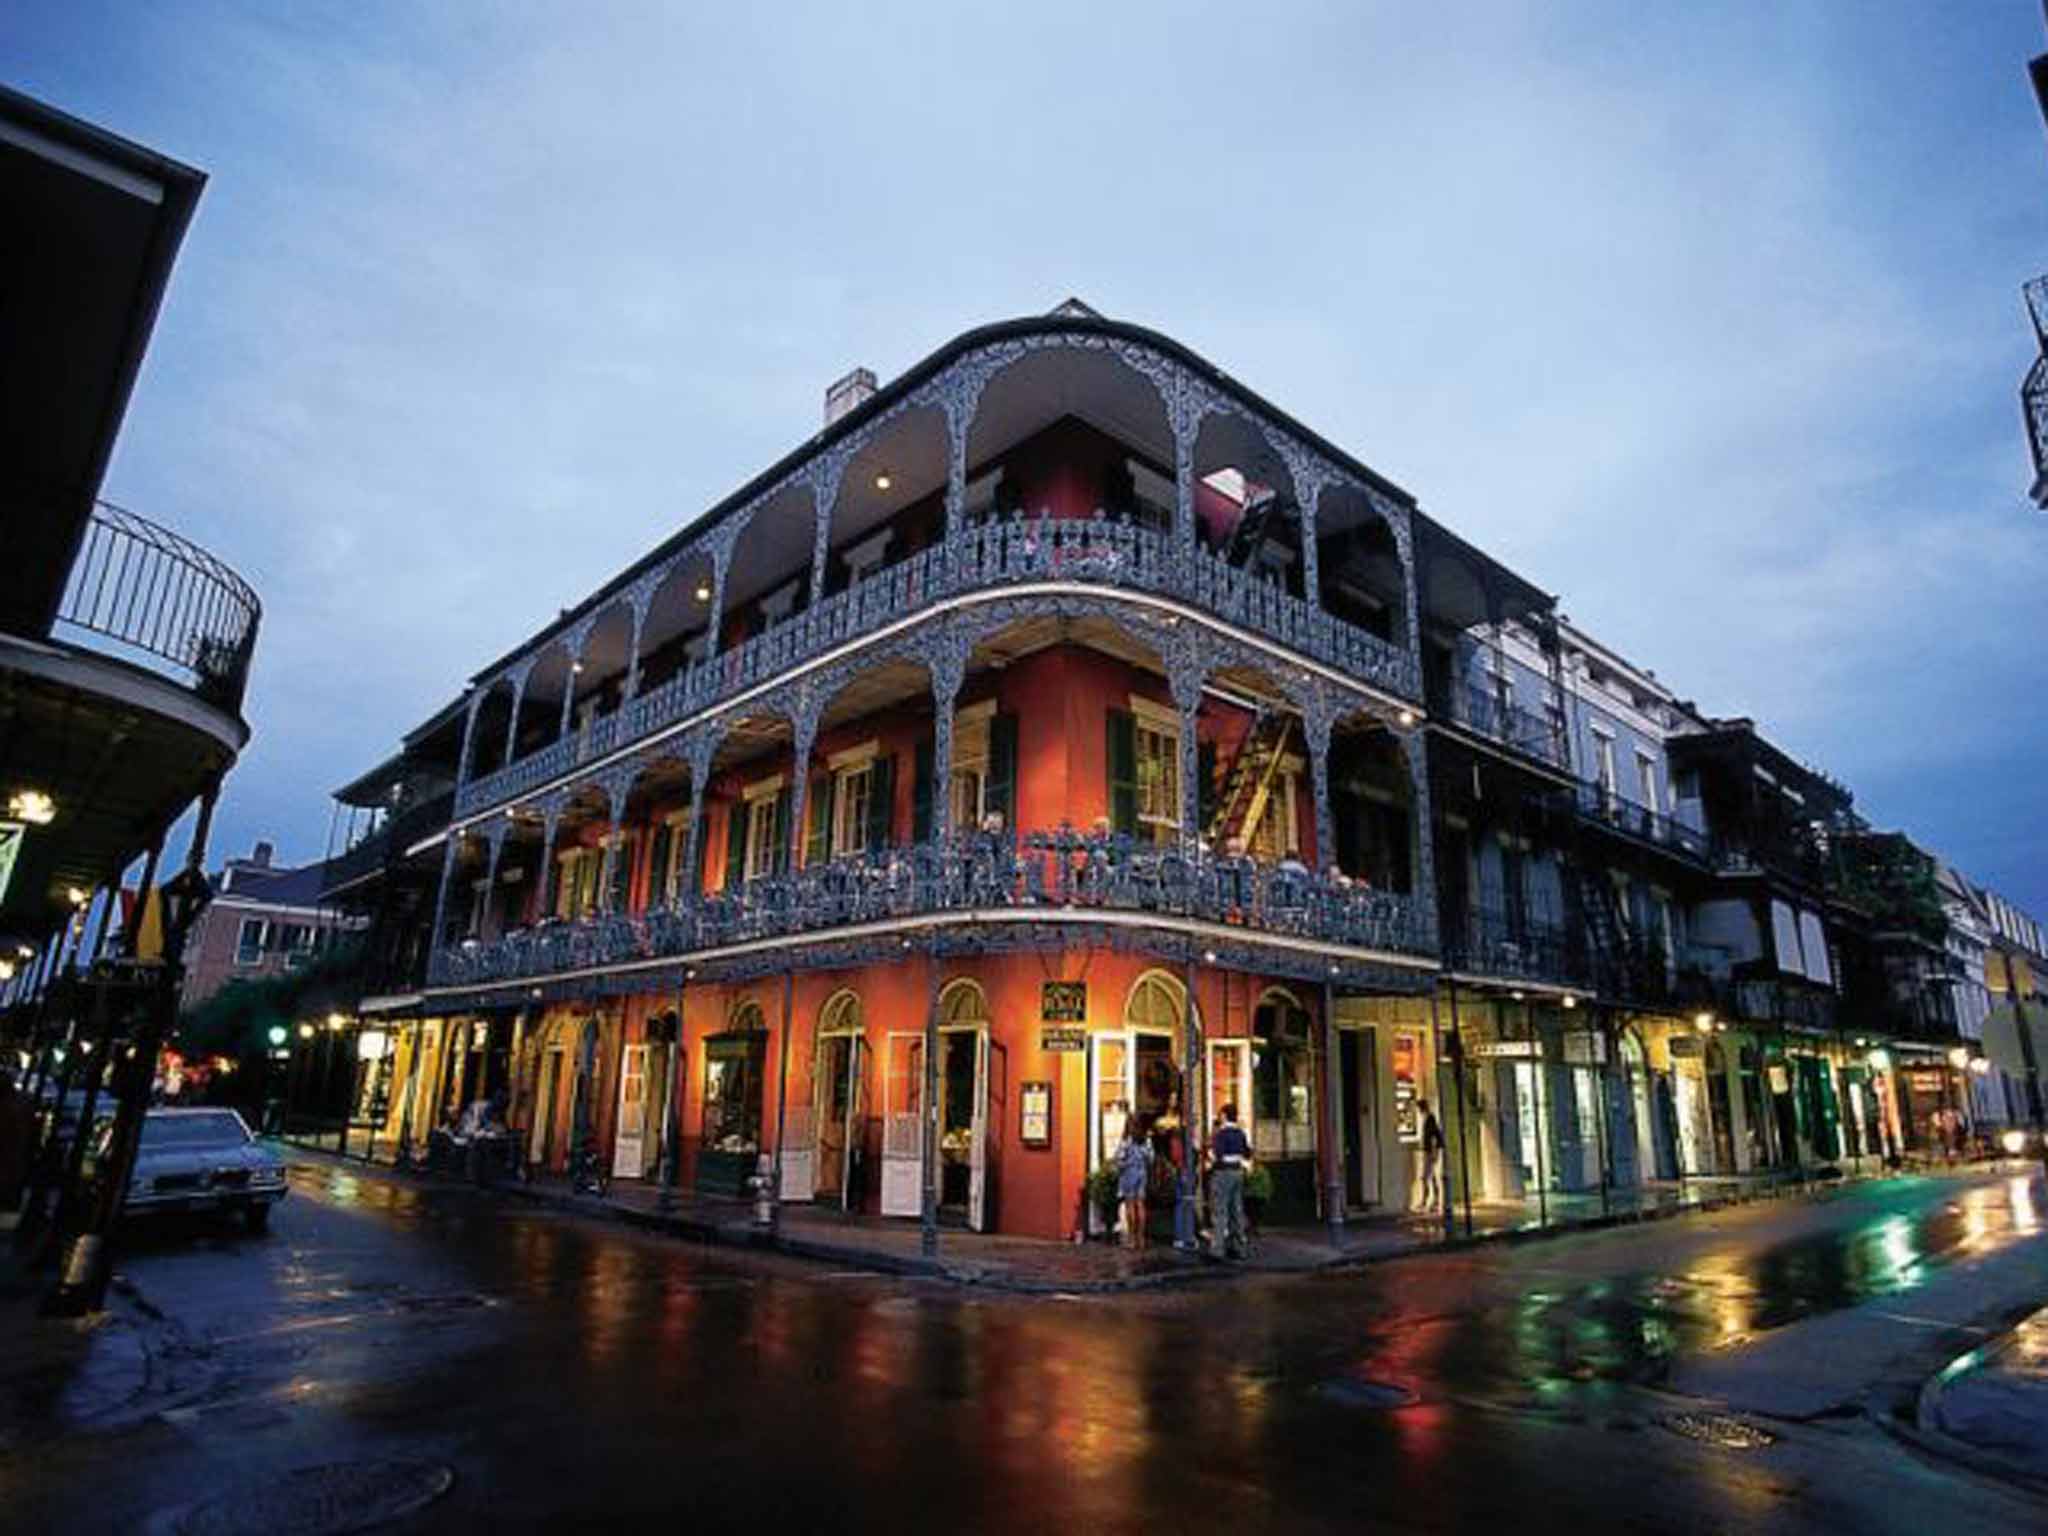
[11,1164,2047,1533]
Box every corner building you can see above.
[327,307,1468,1238]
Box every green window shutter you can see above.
[773,787,792,874]
[806,775,832,866]
[867,753,896,850]
[1197,739,1217,833]
[1107,709,1137,836]
[725,803,747,889]
[987,715,1017,828]
[913,740,934,842]
[649,822,673,904]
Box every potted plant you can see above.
[1084,1165,1122,1236]
[1243,1162,1274,1233]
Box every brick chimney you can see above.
[251,840,273,868]
[824,367,877,426]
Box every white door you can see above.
[968,1029,990,1233]
[1089,1031,1133,1236]
[612,1045,648,1178]
[781,1100,817,1201]
[881,1032,923,1217]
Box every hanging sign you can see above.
[1668,1034,1704,1059]
[1040,1026,1087,1053]
[1019,1081,1052,1147]
[1471,1039,1543,1060]
[1041,981,1087,1022]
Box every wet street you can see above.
[9,1161,2048,1533]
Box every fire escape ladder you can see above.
[1570,862,1628,998]
[1207,712,1293,851]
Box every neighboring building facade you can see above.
[178,841,362,1011]
[301,302,2044,1240]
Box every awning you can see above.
[1980,1002,2048,1075]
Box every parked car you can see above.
[116,1108,287,1232]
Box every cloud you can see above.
[11,0,2047,912]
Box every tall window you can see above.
[1135,720,1179,834]
[951,704,993,832]
[235,918,265,967]
[745,796,782,880]
[833,764,873,857]
[1594,730,1619,803]
[1636,751,1661,815]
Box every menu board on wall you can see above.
[1020,1081,1052,1147]
[1392,1030,1421,1143]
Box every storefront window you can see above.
[1392,1030,1422,1143]
[703,1033,765,1156]
[1253,992,1315,1155]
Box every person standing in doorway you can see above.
[1208,1102,1252,1260]
[1115,1120,1153,1251]
[1418,1098,1445,1213]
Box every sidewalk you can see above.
[1915,1302,2048,1492]
[0,1246,160,1452]
[282,1141,1942,1293]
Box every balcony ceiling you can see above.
[0,636,241,950]
[0,87,204,640]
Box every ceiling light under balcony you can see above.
[1397,710,1416,728]
[874,473,892,491]
[694,584,711,603]
[8,789,56,825]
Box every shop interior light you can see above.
[1867,1048,1892,1072]
[2002,1128,2030,1155]
[1969,1057,1991,1076]
[358,1030,390,1062]
[8,789,56,825]
[0,960,12,982]
[327,1012,347,1031]
[66,886,90,907]
[1694,1014,1715,1034]
[1562,994,1577,1010]
[1948,1046,1971,1071]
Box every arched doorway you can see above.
[1252,987,1318,1221]
[698,999,767,1196]
[612,1008,680,1182]
[879,979,1001,1231]
[785,990,866,1209]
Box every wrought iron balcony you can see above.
[1431,681,1570,775]
[456,515,1423,817]
[1566,779,1709,864]
[431,827,1434,989]
[53,501,261,713]
[318,788,456,900]
[1439,903,1584,989]
[2025,351,2048,509]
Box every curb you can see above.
[1887,1300,2048,1498]
[281,1144,2018,1297]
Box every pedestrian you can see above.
[1208,1101,1253,1260]
[1115,1120,1153,1251]
[1418,1098,1445,1213]
[0,1068,29,1229]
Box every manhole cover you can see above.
[172,1460,453,1536]
[1658,1411,1776,1449]
[1314,1377,1419,1410]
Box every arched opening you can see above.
[965,343,1176,532]
[809,989,865,1208]
[822,405,946,597]
[1252,985,1318,1218]
[467,677,517,782]
[566,602,635,764]
[545,782,616,922]
[1202,661,1311,866]
[1316,484,1407,647]
[636,551,718,698]
[1329,723,1415,893]
[934,978,996,1226]
[1193,411,1301,594]
[720,482,815,657]
[698,997,769,1196]
[619,751,693,912]
[519,643,576,760]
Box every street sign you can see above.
[1471,1039,1543,1060]
[1041,981,1087,1022]
[1041,1026,1087,1053]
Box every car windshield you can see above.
[140,1112,250,1150]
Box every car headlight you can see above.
[252,1167,286,1185]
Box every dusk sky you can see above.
[12,3,2048,915]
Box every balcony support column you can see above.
[538,802,563,920]
[428,834,461,977]
[1172,389,1199,553]
[927,629,969,842]
[785,686,822,872]
[1400,727,1438,950]
[596,777,627,915]
[480,820,510,940]
[1165,635,1206,857]
[1303,690,1335,878]
[455,693,483,796]
[682,730,719,904]
[501,659,534,775]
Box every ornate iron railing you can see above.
[431,827,1433,988]
[2023,350,2048,507]
[318,788,457,900]
[456,515,1422,816]
[1433,681,1569,774]
[1439,903,1583,989]
[1566,779,1709,862]
[53,502,261,712]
